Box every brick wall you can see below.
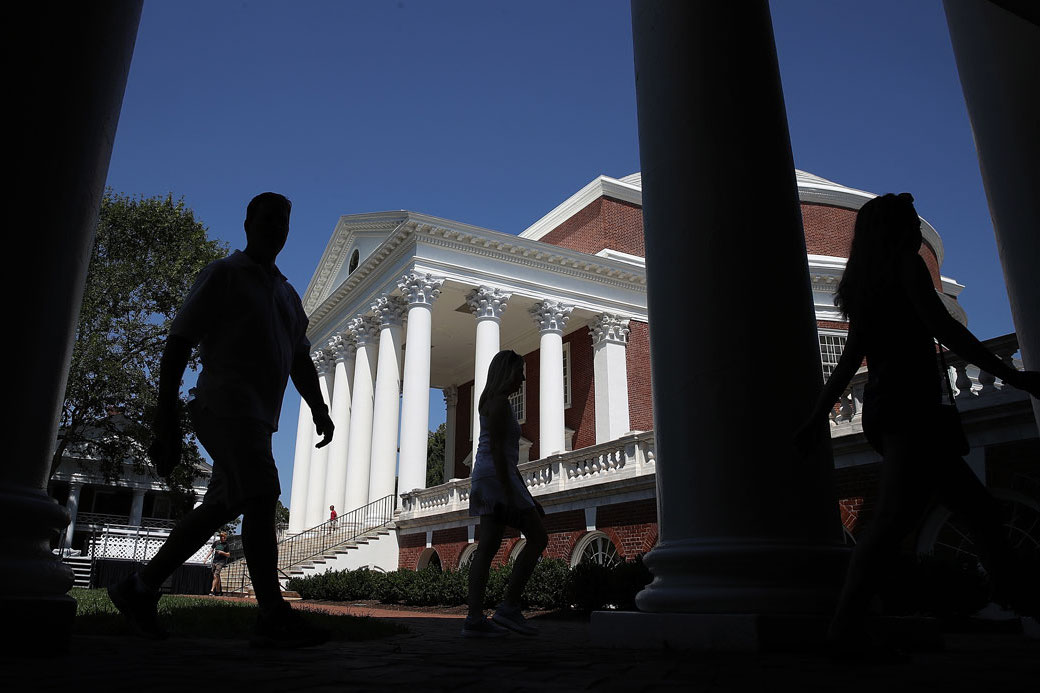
[538,197,645,256]
[597,499,659,558]
[398,532,425,570]
[626,320,654,431]
[565,327,596,449]
[833,462,882,537]
[453,381,473,478]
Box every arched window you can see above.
[458,543,478,569]
[571,531,621,568]
[509,538,527,563]
[416,547,442,571]
[348,248,360,274]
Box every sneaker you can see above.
[461,615,509,638]
[250,602,330,649]
[107,573,169,640]
[492,603,538,636]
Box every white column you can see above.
[443,386,458,483]
[287,395,314,533]
[323,333,356,515]
[343,316,380,512]
[467,286,511,445]
[530,300,573,456]
[129,488,145,526]
[397,273,444,501]
[304,350,334,528]
[591,313,632,443]
[368,295,407,504]
[64,482,83,546]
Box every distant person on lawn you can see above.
[108,192,335,648]
[463,349,548,638]
[205,531,231,596]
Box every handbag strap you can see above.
[937,340,958,404]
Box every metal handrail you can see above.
[223,494,397,595]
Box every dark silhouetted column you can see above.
[592,1,845,650]
[944,0,1040,432]
[4,2,142,655]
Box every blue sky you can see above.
[104,1,1015,507]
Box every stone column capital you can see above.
[443,385,458,407]
[372,294,408,327]
[328,333,357,362]
[398,272,445,307]
[311,350,333,375]
[530,299,574,334]
[347,315,380,346]
[590,313,630,347]
[466,286,511,321]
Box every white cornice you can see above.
[519,171,945,266]
[303,212,648,338]
[519,175,642,241]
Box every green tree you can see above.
[275,499,290,526]
[55,190,227,513]
[426,422,447,487]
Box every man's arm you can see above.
[289,350,334,448]
[148,334,193,476]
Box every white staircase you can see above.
[62,555,93,588]
[222,495,398,598]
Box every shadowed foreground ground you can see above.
[9,600,1039,692]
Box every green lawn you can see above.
[72,588,408,640]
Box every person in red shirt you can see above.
[328,505,337,533]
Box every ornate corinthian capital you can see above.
[398,272,444,306]
[443,384,458,407]
[590,313,630,347]
[530,299,574,334]
[327,333,357,362]
[371,295,408,327]
[311,349,333,375]
[466,286,511,320]
[347,315,380,345]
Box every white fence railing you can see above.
[76,512,178,531]
[86,524,211,564]
[400,431,656,521]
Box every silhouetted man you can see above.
[108,192,334,648]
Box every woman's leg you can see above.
[503,508,549,607]
[214,568,222,595]
[830,433,932,640]
[467,514,506,620]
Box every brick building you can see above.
[286,171,1038,578]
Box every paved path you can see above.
[11,602,1040,692]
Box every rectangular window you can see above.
[563,342,572,409]
[509,362,527,423]
[819,333,848,379]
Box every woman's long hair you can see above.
[835,192,923,320]
[478,350,523,415]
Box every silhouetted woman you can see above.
[798,193,1040,649]
[463,350,549,637]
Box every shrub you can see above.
[439,566,469,606]
[566,561,612,612]
[521,558,570,610]
[609,555,653,611]
[403,568,443,606]
[373,569,411,604]
[483,562,513,608]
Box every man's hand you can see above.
[148,415,182,477]
[313,409,334,449]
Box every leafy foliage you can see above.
[426,422,447,487]
[56,190,227,510]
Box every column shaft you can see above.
[323,337,355,515]
[64,483,83,547]
[630,0,843,615]
[287,396,314,533]
[443,386,458,483]
[344,318,379,511]
[129,488,145,526]
[531,300,573,456]
[592,315,632,443]
[368,297,406,504]
[304,354,334,528]
[467,287,510,446]
[398,304,434,499]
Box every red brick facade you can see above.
[538,197,645,257]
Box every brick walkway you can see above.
[13,600,1040,692]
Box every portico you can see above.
[288,213,647,531]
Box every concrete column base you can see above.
[590,612,944,653]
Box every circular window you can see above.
[458,543,478,569]
[348,249,360,274]
[571,531,622,568]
